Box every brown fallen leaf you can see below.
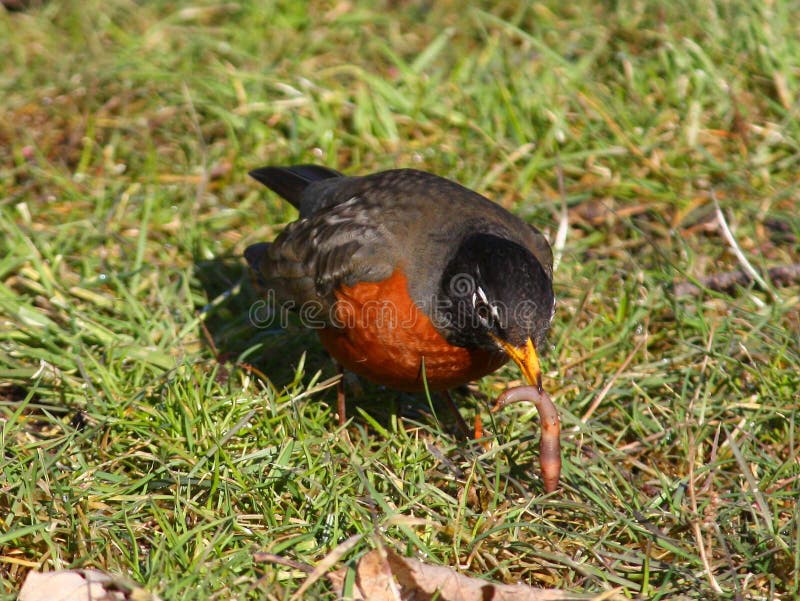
[18,569,161,601]
[328,548,593,601]
[329,545,402,600]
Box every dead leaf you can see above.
[18,569,161,601]
[350,546,402,600]
[290,534,363,600]
[329,548,592,601]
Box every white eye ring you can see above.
[472,286,500,326]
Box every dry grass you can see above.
[1,1,799,599]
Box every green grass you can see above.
[2,0,799,599]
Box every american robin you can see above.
[245,165,555,419]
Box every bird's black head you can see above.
[437,233,554,385]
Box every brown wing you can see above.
[245,197,396,324]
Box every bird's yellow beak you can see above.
[493,336,543,392]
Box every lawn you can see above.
[1,0,799,599]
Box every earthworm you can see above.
[492,386,561,493]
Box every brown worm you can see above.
[492,386,561,493]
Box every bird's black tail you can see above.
[248,164,343,210]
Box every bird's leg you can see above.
[441,390,472,440]
[336,363,346,426]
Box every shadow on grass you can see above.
[192,256,470,433]
[193,256,330,383]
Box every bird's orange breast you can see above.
[317,269,507,392]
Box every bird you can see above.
[245,165,555,425]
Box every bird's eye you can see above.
[472,287,497,327]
